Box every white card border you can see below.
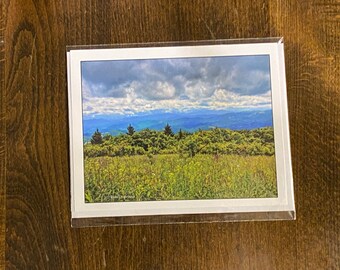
[67,40,295,219]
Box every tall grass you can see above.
[84,154,277,203]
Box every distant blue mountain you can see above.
[83,108,273,138]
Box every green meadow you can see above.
[83,127,277,203]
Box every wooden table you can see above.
[1,1,339,269]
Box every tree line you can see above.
[84,124,275,158]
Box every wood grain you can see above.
[3,0,339,269]
[0,0,5,267]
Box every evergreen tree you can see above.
[164,123,174,136]
[178,129,184,140]
[91,129,103,144]
[127,124,135,136]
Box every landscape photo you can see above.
[81,54,278,203]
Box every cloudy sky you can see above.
[81,55,272,116]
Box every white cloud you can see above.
[146,81,176,100]
[207,89,272,108]
[82,89,272,115]
[81,55,272,116]
[82,55,271,100]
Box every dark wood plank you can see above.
[269,1,340,269]
[0,0,5,268]
[4,0,339,269]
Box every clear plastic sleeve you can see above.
[67,38,295,227]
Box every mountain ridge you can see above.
[83,108,274,138]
